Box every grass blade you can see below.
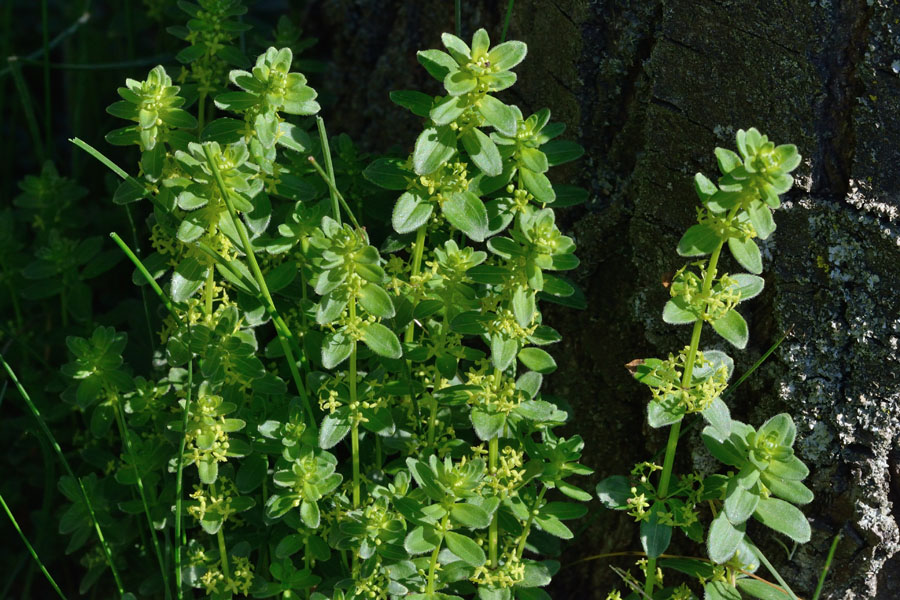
[812,531,841,600]
[0,354,126,596]
[174,361,193,600]
[0,491,67,599]
[501,0,515,42]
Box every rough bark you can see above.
[302,1,900,597]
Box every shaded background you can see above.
[1,0,898,598]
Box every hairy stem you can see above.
[645,205,740,595]
[427,514,450,594]
[174,361,193,600]
[202,144,317,432]
[516,486,546,559]
[489,436,499,568]
[350,297,360,509]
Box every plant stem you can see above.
[41,0,51,155]
[405,225,428,344]
[350,298,361,509]
[316,117,340,223]
[455,0,462,38]
[0,355,126,596]
[0,11,90,80]
[217,523,231,580]
[307,156,360,230]
[8,58,45,163]
[174,361,193,600]
[812,531,841,600]
[516,485,546,558]
[113,397,171,599]
[0,490,67,599]
[488,436,499,568]
[202,144,317,432]
[204,268,215,317]
[644,205,740,595]
[109,232,179,320]
[747,540,798,600]
[427,514,450,594]
[501,0,516,42]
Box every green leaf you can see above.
[450,503,491,529]
[171,257,209,302]
[393,190,434,234]
[736,579,792,600]
[201,117,244,144]
[728,236,763,274]
[443,191,489,242]
[364,158,412,190]
[540,502,588,521]
[361,323,402,359]
[715,147,743,174]
[596,476,631,510]
[461,128,502,177]
[319,408,351,449]
[417,49,458,82]
[724,478,760,525]
[274,534,305,560]
[701,398,733,442]
[747,200,776,239]
[512,286,535,328]
[444,70,477,95]
[662,296,698,325]
[518,347,557,374]
[277,122,313,153]
[236,452,268,494]
[390,90,433,117]
[300,499,321,529]
[487,40,527,70]
[430,95,468,125]
[359,283,396,318]
[404,525,440,554]
[534,514,573,539]
[541,140,583,167]
[471,409,506,441]
[640,503,672,558]
[707,511,744,564]
[704,581,742,600]
[520,168,555,203]
[730,273,765,303]
[491,334,518,371]
[677,224,721,256]
[760,473,813,505]
[478,95,517,136]
[197,457,219,485]
[444,531,485,567]
[413,126,457,175]
[647,398,684,429]
[711,309,749,349]
[322,331,353,369]
[519,146,549,173]
[753,497,810,543]
[113,177,146,205]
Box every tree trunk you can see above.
[302,1,900,597]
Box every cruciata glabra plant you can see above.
[54,19,592,599]
[596,130,812,600]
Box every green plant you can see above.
[596,129,810,599]
[43,16,593,598]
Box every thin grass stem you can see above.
[315,117,340,222]
[501,0,515,42]
[0,354,126,596]
[174,361,193,600]
[0,490,67,599]
[41,0,51,155]
[113,399,171,599]
[202,144,317,432]
[306,156,361,230]
[8,58,45,162]
[812,531,841,600]
[0,11,90,80]
[109,232,179,320]
[747,539,799,600]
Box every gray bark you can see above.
[301,1,900,597]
